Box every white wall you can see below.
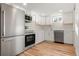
[63,12,73,23]
[53,23,64,30]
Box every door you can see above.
[1,4,25,37]
[54,30,64,43]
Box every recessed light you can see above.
[23,3,27,5]
[59,10,63,12]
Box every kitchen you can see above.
[0,3,79,56]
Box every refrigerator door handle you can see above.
[1,11,5,36]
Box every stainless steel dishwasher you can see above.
[54,30,64,43]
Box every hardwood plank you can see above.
[18,41,76,56]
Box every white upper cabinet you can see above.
[45,16,53,25]
[63,12,73,24]
[39,15,52,25]
[36,15,53,25]
[39,15,46,25]
[31,11,53,25]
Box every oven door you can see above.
[25,34,35,47]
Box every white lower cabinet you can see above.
[1,36,25,56]
[35,31,44,44]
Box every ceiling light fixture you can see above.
[23,3,27,5]
[59,10,63,12]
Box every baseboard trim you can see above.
[35,40,45,45]
[54,41,64,44]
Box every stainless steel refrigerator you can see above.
[0,4,25,56]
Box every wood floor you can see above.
[18,41,76,56]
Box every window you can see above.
[52,15,63,23]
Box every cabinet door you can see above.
[45,16,50,25]
[40,16,46,25]
[35,31,44,44]
[1,38,16,56]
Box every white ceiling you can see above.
[9,3,75,14]
[27,3,75,14]
[8,3,27,10]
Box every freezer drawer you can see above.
[54,30,64,43]
[1,36,25,56]
[1,37,16,56]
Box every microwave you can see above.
[25,14,32,22]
